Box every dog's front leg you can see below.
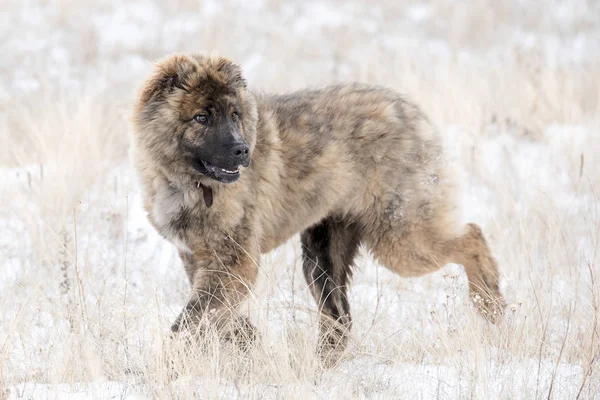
[171,246,259,349]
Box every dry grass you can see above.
[1,0,600,398]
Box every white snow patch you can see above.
[406,4,432,22]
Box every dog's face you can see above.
[133,54,258,184]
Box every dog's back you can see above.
[250,83,450,251]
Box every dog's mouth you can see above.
[194,159,242,183]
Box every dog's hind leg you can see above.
[301,217,361,367]
[367,220,505,323]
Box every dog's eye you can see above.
[194,115,208,125]
[232,112,239,122]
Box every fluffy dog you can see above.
[131,53,505,366]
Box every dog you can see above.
[131,53,505,366]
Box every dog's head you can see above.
[133,54,258,184]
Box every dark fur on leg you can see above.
[301,216,361,367]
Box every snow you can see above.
[406,4,432,23]
[10,381,142,400]
[2,0,600,398]
[6,359,587,399]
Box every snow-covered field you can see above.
[1,0,600,398]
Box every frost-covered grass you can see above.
[1,0,600,398]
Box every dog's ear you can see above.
[138,55,196,105]
[214,57,247,89]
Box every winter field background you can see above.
[1,0,600,398]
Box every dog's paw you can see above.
[471,293,506,324]
[224,316,258,353]
[317,331,350,369]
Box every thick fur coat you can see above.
[131,53,505,366]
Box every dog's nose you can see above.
[230,142,250,164]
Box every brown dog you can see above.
[131,53,505,366]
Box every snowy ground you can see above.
[1,0,600,398]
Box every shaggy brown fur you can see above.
[131,53,505,366]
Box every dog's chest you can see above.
[150,184,244,254]
[150,186,197,252]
